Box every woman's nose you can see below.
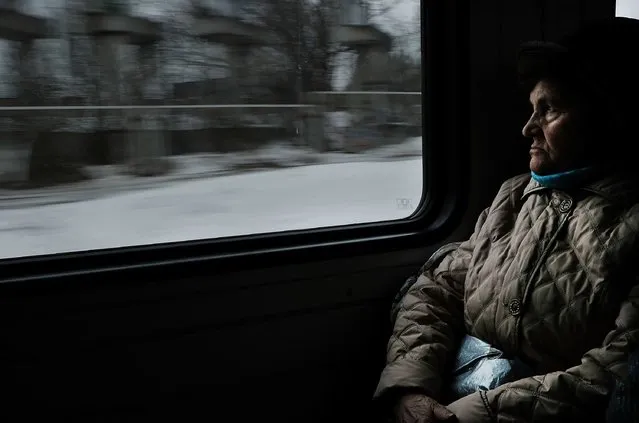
[522,114,538,138]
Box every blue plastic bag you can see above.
[447,335,536,401]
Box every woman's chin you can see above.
[529,159,546,175]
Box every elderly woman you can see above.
[374,17,639,423]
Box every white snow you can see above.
[0,140,423,259]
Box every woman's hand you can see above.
[394,393,458,423]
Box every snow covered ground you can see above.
[0,138,423,259]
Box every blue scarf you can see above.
[531,166,601,189]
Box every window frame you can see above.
[0,0,470,286]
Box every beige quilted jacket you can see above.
[375,172,639,422]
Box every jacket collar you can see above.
[522,170,639,204]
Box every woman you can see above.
[374,17,639,423]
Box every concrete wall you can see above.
[0,126,294,166]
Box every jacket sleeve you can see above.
[373,208,490,403]
[447,282,639,423]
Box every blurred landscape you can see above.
[0,0,422,258]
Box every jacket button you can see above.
[559,198,573,213]
[508,299,522,316]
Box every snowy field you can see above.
[0,140,423,259]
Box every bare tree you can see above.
[242,0,420,100]
[241,0,346,101]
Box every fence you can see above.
[0,92,422,187]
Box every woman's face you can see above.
[522,79,592,175]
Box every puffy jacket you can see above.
[375,172,639,422]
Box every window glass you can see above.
[617,0,639,18]
[0,0,423,259]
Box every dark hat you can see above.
[518,17,639,86]
[517,17,639,133]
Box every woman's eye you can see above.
[539,105,559,117]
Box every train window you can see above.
[616,0,639,18]
[0,0,423,260]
